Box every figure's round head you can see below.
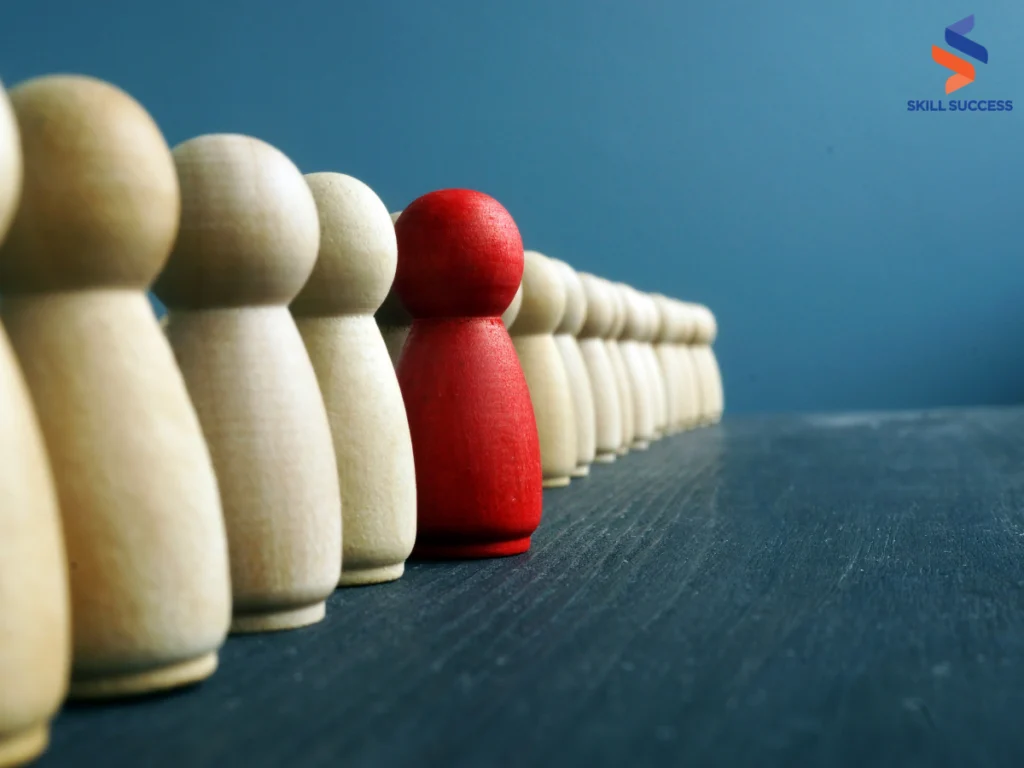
[0,75,179,293]
[577,272,613,339]
[651,294,675,343]
[619,284,645,341]
[700,305,718,344]
[509,250,566,335]
[677,301,699,343]
[154,134,320,308]
[605,278,627,339]
[550,258,586,336]
[292,172,397,317]
[393,189,522,319]
[0,82,21,248]
[639,293,660,343]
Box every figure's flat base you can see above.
[0,723,48,768]
[339,562,405,587]
[231,603,326,634]
[631,440,650,450]
[69,651,218,700]
[413,536,532,559]
[543,476,572,488]
[594,452,617,463]
[570,464,590,478]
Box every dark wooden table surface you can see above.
[39,407,1024,767]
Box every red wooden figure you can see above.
[394,189,543,558]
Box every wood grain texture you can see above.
[38,406,1024,768]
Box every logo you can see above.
[931,15,987,93]
[908,14,1012,113]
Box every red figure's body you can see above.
[394,189,543,558]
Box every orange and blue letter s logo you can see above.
[931,15,988,94]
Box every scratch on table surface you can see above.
[837,546,862,586]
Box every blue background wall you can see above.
[2,0,1021,414]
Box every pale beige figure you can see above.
[637,292,668,439]
[293,173,416,586]
[603,279,634,454]
[375,210,412,368]
[156,134,341,633]
[550,259,596,477]
[576,273,621,463]
[617,284,654,449]
[0,75,232,699]
[673,300,703,430]
[0,79,71,768]
[690,304,724,424]
[652,294,683,435]
[508,250,577,487]
[501,282,524,328]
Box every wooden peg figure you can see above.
[617,284,655,450]
[603,278,635,454]
[155,133,341,632]
[0,78,71,768]
[0,75,232,699]
[394,189,542,558]
[651,294,683,435]
[293,173,416,586]
[550,258,597,477]
[638,292,668,439]
[508,251,578,487]
[672,300,702,430]
[576,272,622,463]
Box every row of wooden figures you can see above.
[159,260,723,483]
[371,252,723,483]
[0,72,721,768]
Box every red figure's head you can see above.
[394,189,523,319]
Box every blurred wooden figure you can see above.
[617,284,654,450]
[550,259,596,477]
[652,294,683,435]
[672,300,702,430]
[508,251,577,487]
[577,273,622,463]
[0,78,71,768]
[691,303,724,424]
[0,75,232,699]
[603,278,635,455]
[638,292,668,439]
